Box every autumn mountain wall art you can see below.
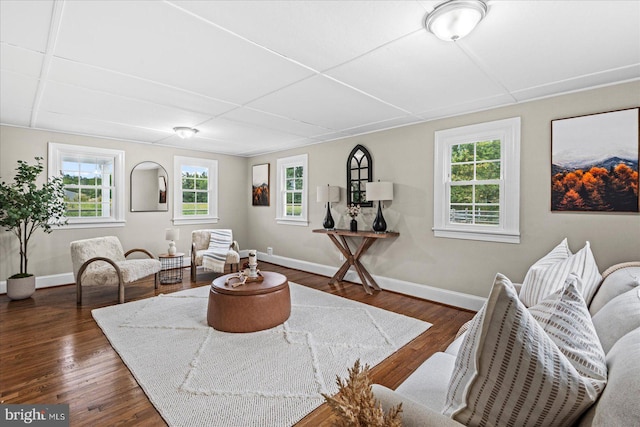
[551,108,639,212]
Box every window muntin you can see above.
[284,165,304,217]
[61,157,114,218]
[433,117,520,243]
[173,156,218,225]
[449,140,501,226]
[48,143,125,228]
[276,154,308,226]
[181,165,209,216]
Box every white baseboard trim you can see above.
[2,254,485,311]
[257,252,484,311]
[1,272,75,295]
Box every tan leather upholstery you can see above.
[207,272,291,333]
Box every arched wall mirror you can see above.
[346,144,373,207]
[130,161,168,212]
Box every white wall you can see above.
[0,127,248,284]
[245,81,640,302]
[1,82,639,307]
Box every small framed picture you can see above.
[252,163,270,206]
[551,108,639,212]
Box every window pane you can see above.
[451,185,473,203]
[476,161,501,180]
[351,169,360,180]
[294,166,303,178]
[286,179,294,191]
[475,184,500,203]
[451,143,474,162]
[286,167,294,179]
[450,205,473,223]
[183,191,195,203]
[295,178,303,190]
[475,205,499,225]
[451,164,474,181]
[293,192,302,204]
[286,193,293,203]
[182,177,194,190]
[476,140,500,161]
[195,178,208,190]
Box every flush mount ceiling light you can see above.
[425,0,487,42]
[173,127,199,139]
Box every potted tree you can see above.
[0,157,67,300]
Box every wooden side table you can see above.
[312,229,399,294]
[158,253,185,284]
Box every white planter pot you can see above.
[7,275,36,300]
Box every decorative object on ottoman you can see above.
[323,359,403,427]
[207,271,291,333]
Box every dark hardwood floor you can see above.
[0,261,475,426]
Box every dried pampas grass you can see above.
[322,359,402,427]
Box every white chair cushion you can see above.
[519,241,601,307]
[443,273,606,427]
[396,352,457,413]
[80,259,161,286]
[589,265,640,315]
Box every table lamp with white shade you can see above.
[365,181,393,233]
[165,228,179,255]
[317,184,340,230]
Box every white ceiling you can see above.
[1,0,639,157]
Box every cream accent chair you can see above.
[71,236,161,304]
[190,229,240,281]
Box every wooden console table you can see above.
[312,229,399,294]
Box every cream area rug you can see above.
[92,282,431,426]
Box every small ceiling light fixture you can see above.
[173,126,199,139]
[425,0,487,42]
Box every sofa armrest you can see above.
[371,385,462,427]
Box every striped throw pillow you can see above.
[529,274,607,383]
[519,241,601,307]
[443,273,607,427]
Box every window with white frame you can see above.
[433,117,520,243]
[48,143,125,228]
[276,154,308,226]
[173,156,218,225]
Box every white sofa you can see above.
[373,262,640,427]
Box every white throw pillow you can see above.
[529,274,607,381]
[519,241,601,307]
[443,273,607,427]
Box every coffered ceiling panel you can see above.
[174,0,429,72]
[1,0,638,156]
[247,74,410,130]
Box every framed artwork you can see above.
[252,163,270,206]
[551,107,639,212]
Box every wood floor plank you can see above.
[0,261,475,425]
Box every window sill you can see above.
[172,217,219,226]
[276,218,309,227]
[61,219,126,229]
[433,227,520,244]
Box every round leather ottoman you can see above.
[207,271,291,333]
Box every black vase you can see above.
[350,218,357,232]
[323,203,335,230]
[372,201,387,233]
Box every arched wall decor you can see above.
[346,144,373,207]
